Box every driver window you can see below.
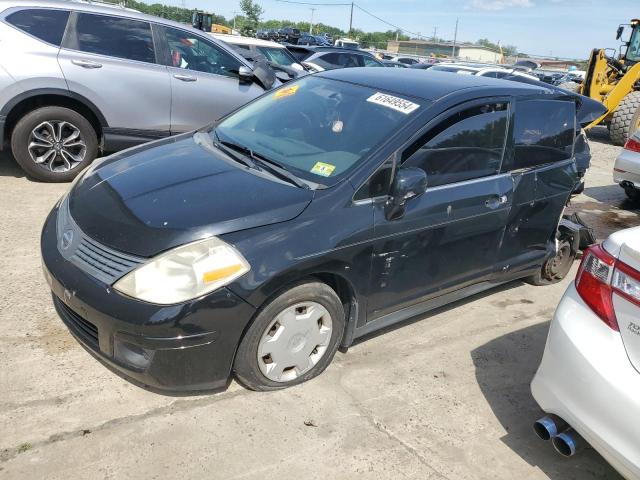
[402,103,509,187]
[162,26,240,78]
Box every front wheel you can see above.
[10,106,98,182]
[234,282,345,391]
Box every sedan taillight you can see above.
[623,137,640,153]
[576,244,640,331]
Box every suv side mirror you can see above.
[386,167,427,220]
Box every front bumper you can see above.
[531,284,640,479]
[41,204,257,394]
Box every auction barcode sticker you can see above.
[366,92,420,114]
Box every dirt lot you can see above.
[0,128,637,479]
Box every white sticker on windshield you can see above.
[366,92,420,114]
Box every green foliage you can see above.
[239,0,264,36]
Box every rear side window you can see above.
[511,99,575,169]
[6,8,70,46]
[314,52,360,69]
[403,103,509,187]
[72,14,155,64]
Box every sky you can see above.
[180,0,638,59]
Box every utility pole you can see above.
[432,26,438,42]
[451,17,458,58]
[309,7,315,34]
[348,2,353,37]
[232,10,239,31]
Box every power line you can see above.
[274,0,351,6]
[353,3,422,39]
[273,0,426,40]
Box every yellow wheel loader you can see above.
[566,19,640,145]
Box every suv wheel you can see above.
[11,106,98,182]
[234,282,345,391]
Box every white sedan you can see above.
[531,226,640,479]
[614,129,640,201]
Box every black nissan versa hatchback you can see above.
[41,69,606,393]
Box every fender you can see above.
[0,88,108,147]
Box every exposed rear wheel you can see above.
[10,106,98,182]
[624,186,640,201]
[526,239,576,286]
[234,282,345,391]
[610,91,640,146]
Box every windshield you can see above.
[213,76,423,186]
[257,46,296,66]
[627,26,640,62]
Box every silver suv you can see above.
[0,0,275,181]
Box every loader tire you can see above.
[557,82,580,93]
[610,91,640,146]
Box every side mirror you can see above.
[248,59,277,90]
[616,26,624,40]
[386,167,427,220]
[238,65,253,84]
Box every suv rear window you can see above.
[6,8,70,46]
[72,14,155,64]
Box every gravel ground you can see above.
[0,129,635,479]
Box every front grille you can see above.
[53,295,99,349]
[75,235,142,281]
[56,195,145,284]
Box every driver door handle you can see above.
[485,194,508,209]
[173,74,197,82]
[71,59,102,69]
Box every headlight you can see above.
[113,237,250,304]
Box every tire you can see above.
[234,281,345,391]
[526,239,576,286]
[557,81,580,93]
[10,106,98,182]
[610,91,640,146]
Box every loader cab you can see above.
[625,22,640,63]
[192,11,213,32]
[616,20,640,64]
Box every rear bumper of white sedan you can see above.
[531,283,640,480]
[614,149,640,189]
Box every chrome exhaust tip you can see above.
[533,415,567,440]
[552,428,584,457]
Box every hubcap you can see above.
[257,301,333,383]
[28,121,87,172]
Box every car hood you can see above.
[68,134,314,257]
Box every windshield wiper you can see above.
[213,131,309,189]
[209,131,256,169]
[249,151,310,189]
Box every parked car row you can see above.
[256,27,333,46]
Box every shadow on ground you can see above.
[472,322,622,479]
[0,150,25,179]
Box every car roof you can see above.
[211,33,284,49]
[0,0,207,33]
[317,68,549,101]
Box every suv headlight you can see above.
[113,237,250,305]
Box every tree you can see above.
[239,0,263,36]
